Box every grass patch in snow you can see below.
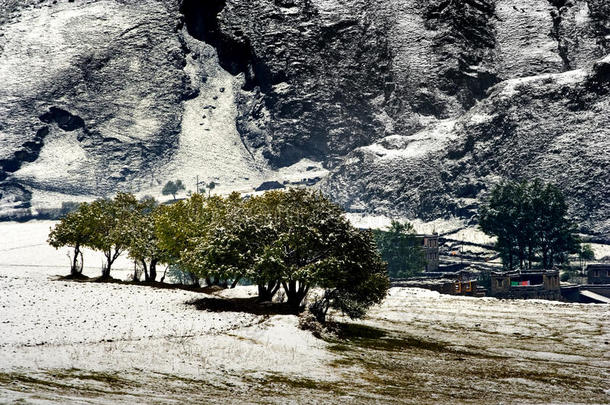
[260,373,346,396]
[327,322,452,353]
[0,369,139,396]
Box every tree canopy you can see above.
[87,193,140,278]
[48,189,389,320]
[124,197,168,281]
[156,189,389,316]
[162,180,186,200]
[48,193,142,278]
[479,179,579,270]
[373,221,426,278]
[47,202,91,277]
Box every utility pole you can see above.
[196,175,199,194]
[460,236,464,266]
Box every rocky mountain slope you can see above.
[322,56,610,235]
[0,0,190,202]
[0,0,608,235]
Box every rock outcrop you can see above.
[321,55,610,236]
[181,0,395,166]
[0,0,189,204]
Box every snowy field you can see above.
[0,221,609,404]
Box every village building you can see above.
[392,270,481,297]
[490,270,561,300]
[586,264,610,284]
[255,181,285,192]
[418,234,439,272]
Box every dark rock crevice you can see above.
[0,107,87,182]
[180,0,273,92]
[39,107,85,131]
[0,182,33,213]
[0,125,49,181]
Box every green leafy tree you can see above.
[250,189,389,311]
[87,193,140,279]
[308,227,389,323]
[155,193,223,286]
[207,181,217,197]
[373,221,425,278]
[578,244,595,271]
[125,197,168,282]
[47,202,92,277]
[479,181,527,269]
[162,180,186,200]
[156,189,390,317]
[479,180,579,270]
[178,193,246,288]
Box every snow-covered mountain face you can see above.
[0,0,608,235]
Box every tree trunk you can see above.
[189,272,200,287]
[284,281,309,311]
[102,265,111,279]
[102,249,120,279]
[542,248,548,269]
[258,284,272,301]
[149,260,157,282]
[145,259,157,281]
[160,266,169,283]
[139,260,148,282]
[257,281,280,301]
[71,244,82,275]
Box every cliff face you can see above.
[201,0,608,163]
[321,56,610,235]
[181,0,395,166]
[0,0,189,206]
[0,0,608,234]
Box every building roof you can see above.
[587,264,610,270]
[491,269,559,277]
[580,290,610,304]
[254,181,285,191]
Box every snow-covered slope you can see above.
[323,57,610,236]
[0,221,608,404]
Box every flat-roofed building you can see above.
[490,270,561,300]
[586,264,610,284]
[418,234,439,272]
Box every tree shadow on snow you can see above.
[188,296,297,316]
[53,276,219,294]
